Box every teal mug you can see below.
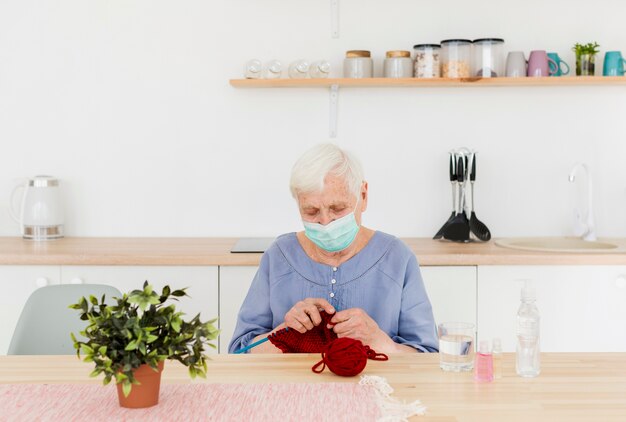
[603,51,626,76]
[547,52,570,76]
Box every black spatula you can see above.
[443,156,470,241]
[433,154,457,239]
[468,154,491,241]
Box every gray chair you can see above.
[8,284,122,355]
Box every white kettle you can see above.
[9,175,64,240]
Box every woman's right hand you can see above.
[284,298,335,333]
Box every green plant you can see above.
[70,282,219,397]
[572,42,600,56]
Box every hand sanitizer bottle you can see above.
[516,280,541,377]
[474,340,493,382]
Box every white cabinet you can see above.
[0,266,61,354]
[421,266,477,329]
[219,266,258,353]
[61,266,219,354]
[218,265,477,354]
[477,266,626,352]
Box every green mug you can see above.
[603,51,626,76]
[547,52,570,77]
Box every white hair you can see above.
[289,143,364,199]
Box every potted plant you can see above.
[572,42,600,76]
[70,282,219,408]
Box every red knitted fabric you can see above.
[268,310,338,353]
[266,310,388,377]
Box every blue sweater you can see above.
[228,231,438,353]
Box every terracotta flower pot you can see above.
[117,361,164,408]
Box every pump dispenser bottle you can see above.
[516,280,541,377]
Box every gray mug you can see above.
[506,51,527,77]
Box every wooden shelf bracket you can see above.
[329,84,339,138]
[331,0,339,38]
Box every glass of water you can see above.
[438,322,475,372]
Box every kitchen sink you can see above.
[495,237,623,253]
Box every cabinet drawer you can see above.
[421,266,477,329]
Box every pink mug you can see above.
[527,50,558,77]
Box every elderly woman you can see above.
[228,144,438,354]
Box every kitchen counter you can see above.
[0,236,625,266]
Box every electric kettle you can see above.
[9,175,64,240]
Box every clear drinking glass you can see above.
[243,59,263,79]
[264,60,283,79]
[438,322,475,372]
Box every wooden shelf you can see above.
[230,76,626,88]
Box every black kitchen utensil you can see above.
[468,155,491,241]
[433,154,457,239]
[443,156,470,241]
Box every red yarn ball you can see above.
[312,338,388,377]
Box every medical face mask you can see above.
[302,197,360,252]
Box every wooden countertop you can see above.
[1,353,625,421]
[0,236,625,266]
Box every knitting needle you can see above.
[233,328,290,354]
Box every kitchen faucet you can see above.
[568,163,596,241]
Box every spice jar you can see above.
[413,44,441,78]
[383,51,413,78]
[440,39,472,78]
[473,38,505,77]
[343,50,373,78]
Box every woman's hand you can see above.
[284,298,336,333]
[329,308,414,353]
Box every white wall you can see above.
[0,0,624,238]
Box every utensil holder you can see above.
[434,149,491,243]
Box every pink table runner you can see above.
[0,382,382,421]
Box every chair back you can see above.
[8,284,122,355]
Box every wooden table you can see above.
[1,353,625,421]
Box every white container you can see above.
[473,38,505,77]
[243,59,262,79]
[383,51,413,78]
[288,60,310,79]
[264,60,283,79]
[343,50,373,78]
[309,60,331,78]
[413,44,441,78]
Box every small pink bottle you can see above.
[474,340,494,382]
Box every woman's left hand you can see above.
[329,308,398,353]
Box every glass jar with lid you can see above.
[413,44,441,78]
[343,50,373,78]
[440,39,472,78]
[473,38,505,77]
[383,50,413,78]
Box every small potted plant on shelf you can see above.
[70,282,219,408]
[572,42,600,76]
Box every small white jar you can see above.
[343,50,373,78]
[383,51,413,78]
